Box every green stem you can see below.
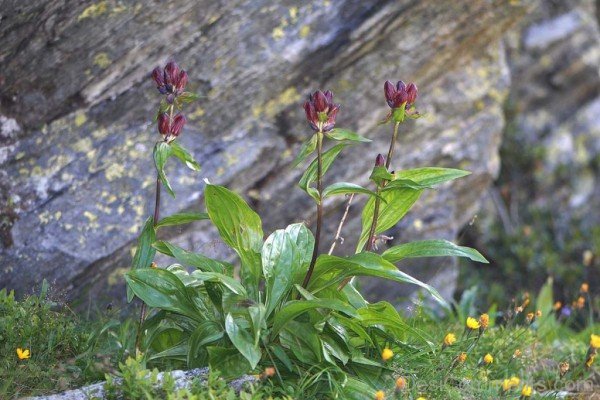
[302,131,324,289]
[365,122,399,252]
[135,104,173,352]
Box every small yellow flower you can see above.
[559,361,570,376]
[395,376,407,390]
[16,348,30,360]
[585,354,595,368]
[521,385,532,397]
[457,352,467,363]
[502,379,512,391]
[264,367,276,378]
[374,390,385,400]
[526,312,534,323]
[515,306,523,313]
[466,317,480,330]
[583,250,593,266]
[416,397,426,400]
[509,376,520,387]
[590,334,600,349]
[479,313,489,329]
[443,333,456,347]
[576,296,585,309]
[581,283,589,293]
[501,376,520,391]
[513,349,522,358]
[483,353,493,365]
[381,348,394,362]
[553,301,562,311]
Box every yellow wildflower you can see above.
[395,376,407,390]
[381,348,394,362]
[16,348,30,360]
[501,376,520,391]
[513,349,522,358]
[536,310,542,318]
[590,334,600,349]
[466,317,480,330]
[509,376,520,387]
[374,390,385,400]
[559,361,569,377]
[483,353,493,365]
[576,296,585,309]
[443,333,456,347]
[457,352,467,363]
[416,397,427,400]
[583,250,593,266]
[501,379,512,391]
[264,367,276,378]
[526,312,534,323]
[521,385,532,397]
[479,313,489,329]
[553,301,562,311]
[581,283,589,293]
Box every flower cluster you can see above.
[384,80,418,109]
[303,90,340,133]
[152,61,188,101]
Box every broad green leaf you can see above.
[170,140,201,171]
[177,91,200,104]
[153,240,230,274]
[284,223,314,270]
[205,184,263,299]
[248,304,266,346]
[326,128,370,143]
[322,335,349,365]
[270,344,293,372]
[292,134,317,167]
[343,377,378,400]
[280,321,322,364]
[381,179,432,191]
[382,240,488,264]
[190,271,247,296]
[154,141,175,197]
[395,167,470,186]
[188,321,223,367]
[262,229,303,317]
[225,313,262,369]
[322,182,381,200]
[369,166,394,186]
[308,252,449,309]
[298,143,347,202]
[125,268,199,319]
[127,217,156,302]
[535,277,559,339]
[271,299,358,336]
[155,212,208,229]
[357,188,422,251]
[148,342,188,362]
[208,346,251,379]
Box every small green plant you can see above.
[125,64,489,397]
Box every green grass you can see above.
[1,281,597,399]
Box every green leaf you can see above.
[225,313,262,369]
[382,240,488,264]
[190,271,247,296]
[308,252,449,309]
[292,134,317,167]
[326,128,370,143]
[270,344,293,372]
[125,268,199,319]
[170,140,201,172]
[280,321,322,363]
[271,299,358,336]
[208,346,251,379]
[343,377,378,400]
[381,179,432,191]
[188,321,223,367]
[284,223,314,270]
[155,212,209,229]
[394,167,470,186]
[153,240,230,274]
[248,304,266,346]
[357,188,422,251]
[322,182,381,200]
[298,143,347,202]
[177,91,200,104]
[154,141,175,197]
[205,184,263,299]
[127,217,156,302]
[369,166,394,186]
[262,229,304,317]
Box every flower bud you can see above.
[175,70,188,92]
[158,113,170,135]
[171,113,186,137]
[375,154,385,167]
[384,80,418,109]
[164,61,180,86]
[304,90,340,132]
[152,67,166,93]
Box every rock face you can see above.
[0,0,525,307]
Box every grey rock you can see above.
[0,0,526,307]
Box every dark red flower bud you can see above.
[304,90,340,132]
[384,80,418,109]
[158,113,170,135]
[164,61,180,85]
[152,67,165,87]
[375,153,385,167]
[175,70,188,92]
[171,113,186,137]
